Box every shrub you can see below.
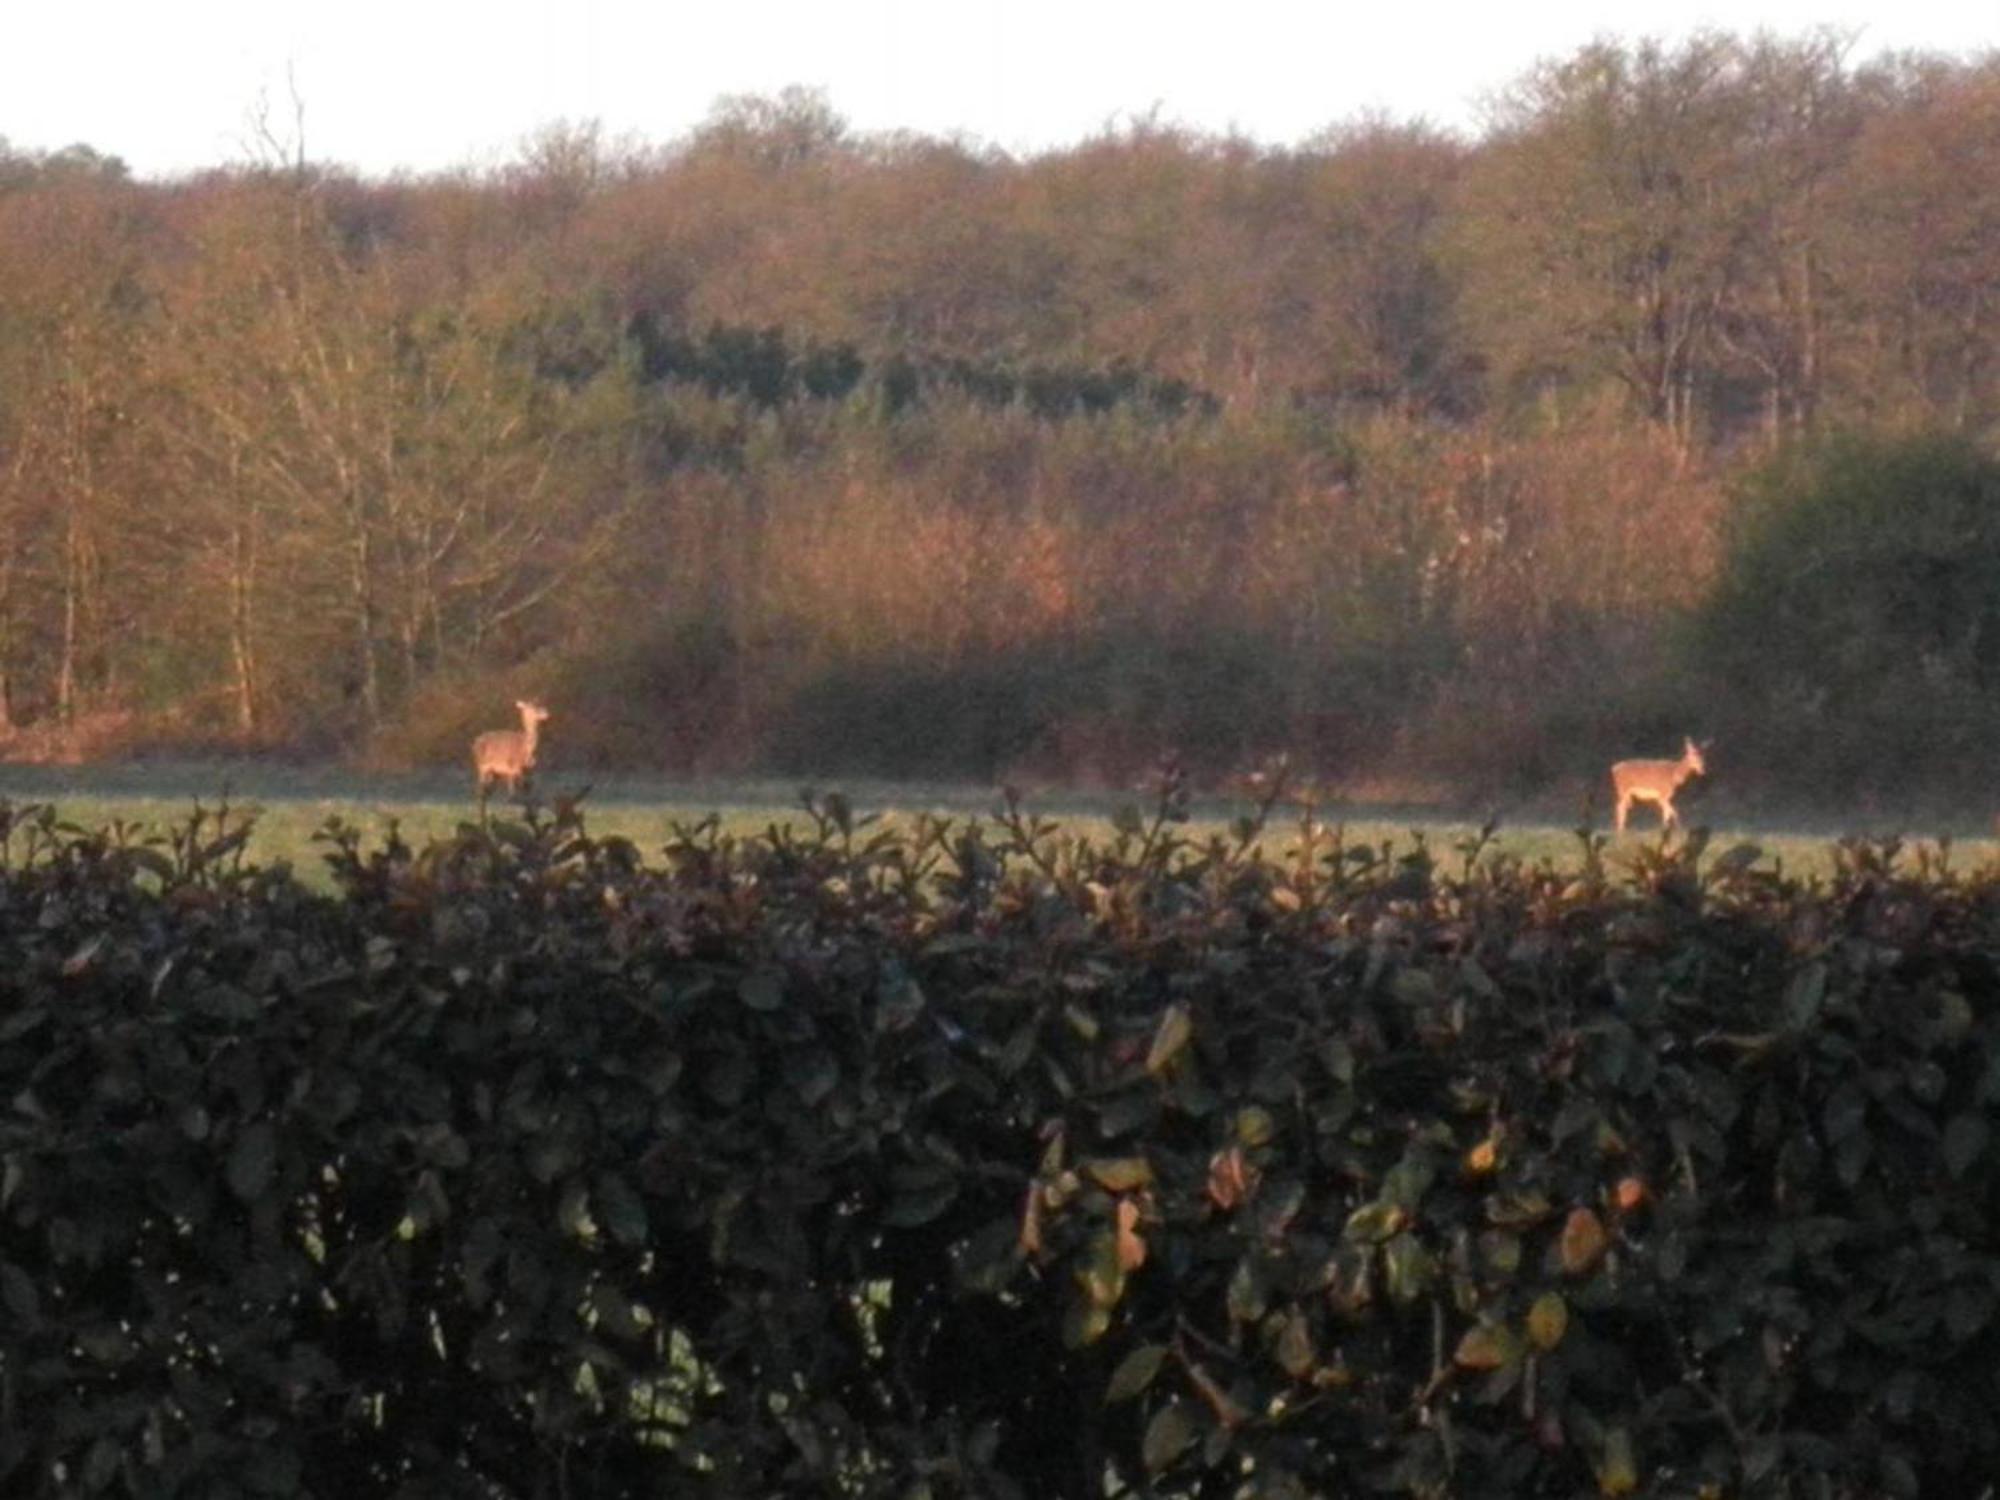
[2,789,1999,1496]
[1692,431,2000,802]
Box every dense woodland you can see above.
[2,31,1999,814]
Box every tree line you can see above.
[0,31,1996,812]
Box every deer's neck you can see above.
[520,716,540,760]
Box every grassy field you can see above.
[3,758,1997,888]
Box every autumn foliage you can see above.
[0,39,1998,812]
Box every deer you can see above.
[472,699,551,801]
[1610,736,1706,834]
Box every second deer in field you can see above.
[473,699,551,800]
[1610,736,1706,833]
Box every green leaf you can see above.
[244,1443,303,1495]
[1320,1037,1356,1084]
[822,790,852,833]
[1527,1291,1569,1350]
[1085,1156,1154,1192]
[1391,967,1439,1004]
[739,969,784,1011]
[1709,842,1764,879]
[1784,960,1827,1028]
[405,1169,450,1233]
[1907,1060,1947,1104]
[0,1005,48,1044]
[703,1052,751,1108]
[227,1121,277,1202]
[1485,1189,1553,1228]
[1383,1232,1434,1305]
[1094,1088,1158,1138]
[592,1282,649,1342]
[416,1124,471,1169]
[1062,1292,1112,1348]
[1343,1200,1406,1243]
[75,1324,134,1364]
[1145,1003,1193,1076]
[1142,1401,1198,1473]
[1235,1105,1276,1147]
[0,1260,39,1328]
[786,1048,839,1107]
[595,1170,649,1246]
[1106,1342,1169,1402]
[1597,1426,1638,1495]
[1078,1231,1127,1308]
[1943,1112,1989,1179]
[1823,1084,1868,1144]
[884,1175,959,1228]
[1275,1307,1317,1378]
[1878,1452,1919,1499]
[525,1131,581,1185]
[953,1218,1022,1296]
[127,846,177,881]
[1381,1153,1437,1210]
[82,1437,120,1492]
[1944,1283,1994,1341]
[1459,958,1502,1000]
[557,1178,595,1239]
[1324,1242,1374,1316]
[1226,1255,1269,1324]
[1478,1229,1523,1278]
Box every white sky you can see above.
[5,1,1996,180]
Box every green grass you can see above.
[3,759,1996,888]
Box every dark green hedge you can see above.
[2,785,1999,1498]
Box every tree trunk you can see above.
[229,513,259,736]
[351,504,381,726]
[55,507,80,725]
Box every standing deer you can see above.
[473,700,551,800]
[1610,736,1706,834]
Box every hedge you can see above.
[2,782,1998,1497]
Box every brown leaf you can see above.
[1115,1197,1147,1272]
[1453,1321,1520,1370]
[1018,1179,1044,1259]
[1463,1134,1499,1177]
[1207,1145,1258,1211]
[1086,1156,1155,1192]
[1183,1353,1248,1429]
[1559,1207,1609,1276]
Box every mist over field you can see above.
[2,33,1999,827]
